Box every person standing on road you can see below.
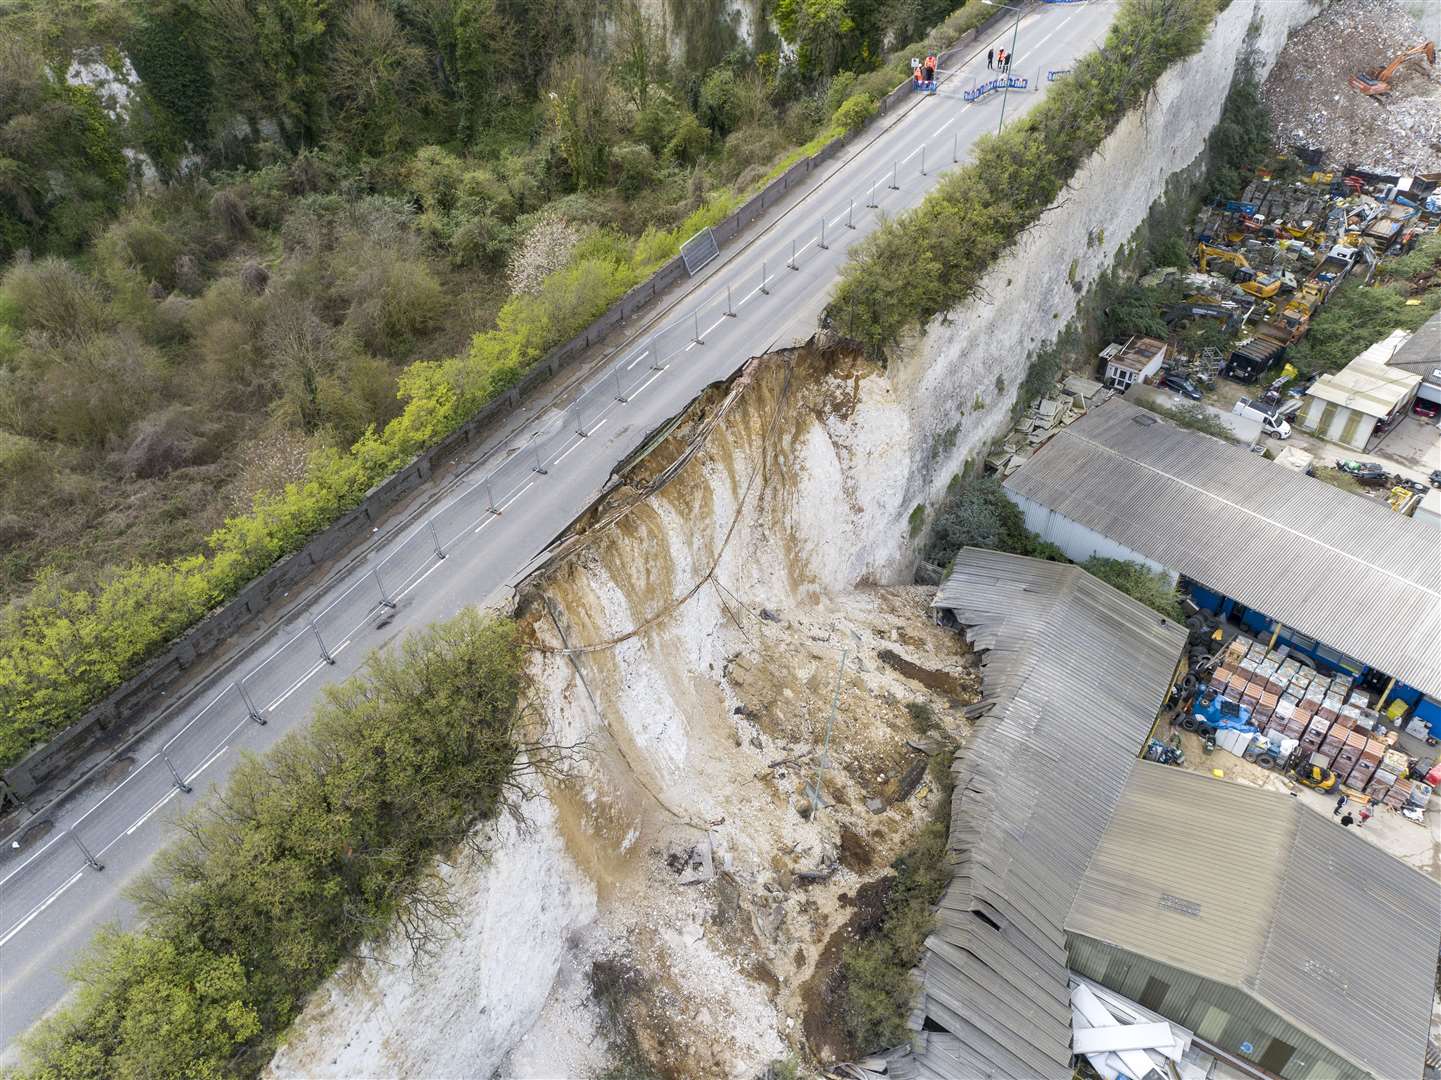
[1358,804,1372,827]
[987,48,994,69]
[1005,50,1014,72]
[996,48,1006,73]
[1339,812,1355,827]
[1334,794,1348,815]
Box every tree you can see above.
[612,0,662,110]
[0,42,128,258]
[775,0,856,78]
[548,56,614,189]
[327,0,432,154]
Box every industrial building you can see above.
[1068,763,1439,1080]
[1002,397,1441,735]
[1297,329,1421,448]
[921,549,1441,1080]
[919,549,1188,1079]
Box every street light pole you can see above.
[983,0,1024,135]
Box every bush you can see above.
[923,474,1035,568]
[14,610,533,1079]
[839,818,952,1050]
[1080,557,1182,621]
[833,92,878,135]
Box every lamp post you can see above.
[982,0,1024,135]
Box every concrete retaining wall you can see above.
[2,12,1011,805]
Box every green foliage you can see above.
[0,46,129,258]
[1288,239,1441,373]
[828,0,1217,351]
[833,91,877,134]
[922,474,1035,568]
[13,610,526,1079]
[127,6,213,147]
[1204,72,1269,201]
[839,819,952,1050]
[908,503,926,538]
[1104,281,1175,341]
[1080,556,1182,621]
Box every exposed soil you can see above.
[877,648,976,702]
[800,876,893,1065]
[100,754,136,786]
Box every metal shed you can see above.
[1067,762,1440,1080]
[918,550,1186,1078]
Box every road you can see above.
[0,0,1117,1055]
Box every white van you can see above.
[1233,397,1292,439]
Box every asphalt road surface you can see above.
[0,0,1117,1055]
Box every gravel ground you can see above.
[1262,0,1441,175]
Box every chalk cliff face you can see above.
[882,0,1321,576]
[267,1,1326,1073]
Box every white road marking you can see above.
[0,870,84,948]
[185,743,231,785]
[123,789,177,837]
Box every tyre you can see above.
[1256,753,1277,770]
[1186,615,1204,631]
[1198,724,1217,740]
[1182,674,1199,693]
[1180,715,1199,732]
[1243,745,1261,762]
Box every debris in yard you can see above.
[1262,0,1441,174]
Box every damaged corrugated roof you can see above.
[919,549,1186,1079]
[1003,397,1441,699]
[1068,762,1440,1080]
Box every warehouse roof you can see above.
[916,550,1185,1079]
[1004,397,1441,699]
[1068,762,1441,1080]
[1305,330,1419,418]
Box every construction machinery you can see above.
[1350,41,1436,96]
[1196,243,1250,276]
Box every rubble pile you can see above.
[1261,0,1441,175]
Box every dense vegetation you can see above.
[13,610,547,1079]
[0,0,1005,770]
[838,817,952,1049]
[1287,234,1441,373]
[828,0,1218,351]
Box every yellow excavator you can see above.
[1350,41,1435,96]
[1196,242,1249,276]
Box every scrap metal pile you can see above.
[1262,0,1441,175]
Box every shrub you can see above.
[923,474,1032,567]
[1081,557,1182,621]
[833,92,877,135]
[13,610,534,1078]
[828,0,1217,351]
[839,818,952,1050]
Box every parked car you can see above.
[1335,459,1394,487]
[1430,469,1441,488]
[1413,397,1440,419]
[1159,373,1204,400]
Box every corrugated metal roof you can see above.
[918,549,1186,1078]
[1306,332,1419,417]
[1003,397,1441,698]
[1067,762,1441,1080]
